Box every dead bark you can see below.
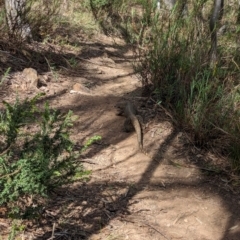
[4,0,32,41]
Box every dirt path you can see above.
[1,34,240,240]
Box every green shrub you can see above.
[0,94,98,217]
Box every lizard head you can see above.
[115,101,126,116]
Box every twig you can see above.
[80,159,97,164]
[169,160,221,173]
[119,216,170,240]
[50,222,56,240]
[0,144,11,156]
[143,222,170,240]
[44,56,52,73]
[149,96,177,124]
[0,50,26,63]
[0,167,22,179]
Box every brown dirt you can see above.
[1,34,240,240]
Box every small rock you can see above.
[22,68,38,88]
[72,83,90,93]
[93,217,101,222]
[97,70,104,74]
[49,89,56,95]
[39,86,49,92]
[38,75,49,87]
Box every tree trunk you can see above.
[209,0,224,66]
[4,0,32,41]
[237,0,240,24]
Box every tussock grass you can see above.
[132,0,240,169]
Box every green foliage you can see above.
[0,95,94,216]
[81,135,102,153]
[0,94,41,148]
[90,0,112,9]
[135,1,240,168]
[27,0,62,40]
[89,0,136,39]
[7,221,25,240]
[0,67,10,86]
[88,0,162,41]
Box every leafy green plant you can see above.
[0,95,97,216]
[81,135,102,153]
[134,1,240,168]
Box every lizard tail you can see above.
[130,115,143,150]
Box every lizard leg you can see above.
[124,118,134,132]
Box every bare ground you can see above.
[0,34,240,240]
